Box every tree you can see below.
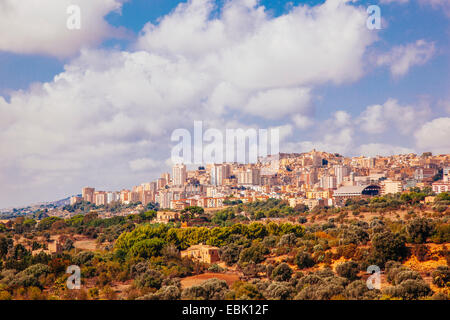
[128,238,166,259]
[278,233,297,247]
[406,218,434,244]
[238,245,268,266]
[369,231,408,268]
[219,244,241,266]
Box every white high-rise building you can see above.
[210,164,230,186]
[107,191,120,204]
[334,165,349,186]
[172,164,187,186]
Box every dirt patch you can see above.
[73,239,99,251]
[180,273,241,289]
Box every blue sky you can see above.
[0,0,449,207]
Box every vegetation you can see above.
[0,195,448,300]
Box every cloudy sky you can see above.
[0,0,449,208]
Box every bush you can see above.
[383,279,432,300]
[278,233,297,247]
[208,264,224,273]
[406,218,434,244]
[295,282,344,300]
[370,231,408,268]
[431,266,449,288]
[345,280,373,300]
[135,269,163,289]
[294,251,315,269]
[264,282,295,300]
[271,263,293,282]
[182,278,229,300]
[393,270,422,285]
[238,245,268,265]
[412,244,430,262]
[219,244,241,266]
[73,251,95,266]
[336,261,360,281]
[137,285,181,300]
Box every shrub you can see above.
[431,266,450,288]
[182,278,229,300]
[295,282,344,300]
[271,263,293,282]
[219,244,241,266]
[138,285,181,300]
[228,281,264,300]
[73,251,95,266]
[336,261,360,281]
[345,280,372,300]
[370,231,408,268]
[264,282,295,300]
[412,244,430,262]
[393,270,422,285]
[238,245,268,265]
[383,279,432,300]
[278,233,297,247]
[208,264,224,273]
[406,218,434,244]
[294,251,315,269]
[135,269,163,289]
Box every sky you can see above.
[0,0,449,208]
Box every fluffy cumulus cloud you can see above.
[0,0,446,207]
[358,98,430,135]
[376,40,436,78]
[0,0,125,57]
[0,0,381,207]
[415,117,450,154]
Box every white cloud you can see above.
[415,117,450,154]
[0,0,381,207]
[358,98,429,135]
[244,88,311,119]
[333,110,352,127]
[137,0,375,89]
[0,0,125,57]
[377,40,435,78]
[129,158,162,172]
[292,114,314,129]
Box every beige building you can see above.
[155,211,179,223]
[181,244,220,264]
[82,187,95,203]
[381,180,403,195]
[70,196,82,205]
[172,164,187,186]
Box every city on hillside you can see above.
[57,150,450,220]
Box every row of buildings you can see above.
[71,150,450,212]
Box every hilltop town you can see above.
[60,150,450,219]
[0,150,448,301]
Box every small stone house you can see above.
[181,244,220,264]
